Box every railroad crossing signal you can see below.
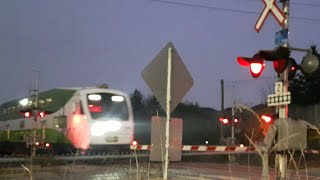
[255,0,286,32]
[237,47,299,79]
[21,109,46,119]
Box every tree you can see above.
[129,89,221,145]
[144,95,165,116]
[130,89,150,143]
[130,89,145,111]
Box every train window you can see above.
[87,93,129,121]
[57,115,67,128]
[72,101,84,115]
[80,101,84,114]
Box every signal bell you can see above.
[301,53,320,78]
[237,55,265,78]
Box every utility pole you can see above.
[229,100,237,163]
[231,85,236,146]
[32,71,39,157]
[29,70,39,180]
[231,101,235,145]
[220,79,224,143]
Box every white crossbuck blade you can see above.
[255,0,286,32]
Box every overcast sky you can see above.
[0,0,319,109]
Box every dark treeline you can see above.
[130,89,283,146]
[130,89,221,145]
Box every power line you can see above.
[248,0,320,7]
[224,76,275,85]
[152,0,320,23]
[152,0,259,15]
[226,0,320,7]
[288,2,320,7]
[290,16,320,23]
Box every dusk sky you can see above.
[0,0,319,109]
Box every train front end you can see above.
[69,89,134,152]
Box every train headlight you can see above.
[91,122,107,136]
[91,121,122,136]
[106,120,122,132]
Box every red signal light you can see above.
[219,118,229,124]
[250,63,264,74]
[273,59,288,73]
[234,118,238,123]
[287,58,298,80]
[39,111,45,118]
[261,115,272,123]
[237,56,265,78]
[260,114,276,136]
[132,140,138,146]
[250,62,265,78]
[24,112,31,118]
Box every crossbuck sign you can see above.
[255,0,286,32]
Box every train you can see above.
[0,86,134,154]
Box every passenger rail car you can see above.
[0,87,134,154]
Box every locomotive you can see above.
[0,86,134,154]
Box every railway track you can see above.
[0,150,246,165]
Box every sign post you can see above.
[142,42,194,179]
[164,47,172,179]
